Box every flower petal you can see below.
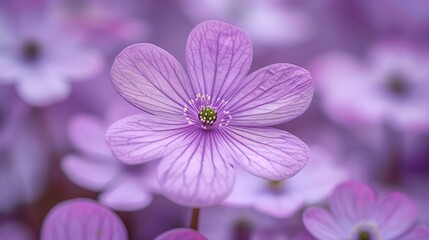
[186,20,252,100]
[401,226,429,240]
[61,155,119,191]
[254,194,304,218]
[155,228,207,240]
[303,207,347,240]
[221,126,309,180]
[158,131,235,207]
[99,175,153,212]
[68,114,111,158]
[228,63,314,126]
[376,192,417,239]
[16,69,70,107]
[111,43,194,116]
[105,114,191,164]
[41,198,127,240]
[328,181,377,229]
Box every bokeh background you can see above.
[1,0,429,239]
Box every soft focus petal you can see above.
[111,43,194,116]
[41,198,127,240]
[186,20,252,100]
[0,56,18,83]
[68,114,111,158]
[222,126,309,180]
[99,176,153,212]
[376,192,417,239]
[254,194,304,218]
[16,69,70,107]
[401,226,429,240]
[61,155,119,191]
[105,114,191,164]
[303,207,347,240]
[329,181,377,229]
[155,228,207,240]
[158,131,235,207]
[229,64,314,126]
[53,48,103,80]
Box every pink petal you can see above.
[376,192,417,239]
[228,64,314,126]
[155,228,207,240]
[328,181,377,229]
[221,126,309,180]
[111,43,194,116]
[186,20,252,100]
[303,207,348,240]
[105,114,191,164]
[158,131,235,207]
[61,155,119,191]
[401,226,429,240]
[99,176,153,211]
[68,114,112,158]
[41,198,127,240]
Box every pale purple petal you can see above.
[61,155,119,191]
[228,63,314,126]
[254,194,304,218]
[155,228,207,240]
[222,170,262,207]
[68,114,112,158]
[52,48,104,80]
[41,198,127,240]
[221,126,309,180]
[111,43,194,116]
[303,207,348,240]
[186,20,252,100]
[99,176,153,211]
[401,226,429,240]
[105,114,191,164]
[16,69,70,107]
[158,131,235,207]
[329,181,377,229]
[376,192,417,239]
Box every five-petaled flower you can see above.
[106,20,314,207]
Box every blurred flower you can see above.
[199,207,284,240]
[0,220,34,240]
[223,145,349,218]
[303,181,429,240]
[56,0,149,51]
[106,20,314,207]
[155,228,207,240]
[313,41,429,132]
[0,3,103,106]
[0,94,48,213]
[41,198,127,240]
[179,0,313,46]
[62,102,158,211]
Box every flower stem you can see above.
[190,208,200,230]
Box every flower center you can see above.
[183,93,231,130]
[22,40,42,62]
[387,74,409,97]
[198,107,217,126]
[268,180,284,191]
[358,231,371,240]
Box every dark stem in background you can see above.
[190,208,200,230]
[382,124,403,185]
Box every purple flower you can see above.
[313,41,429,131]
[303,181,429,240]
[0,4,103,106]
[155,228,207,240]
[41,198,127,240]
[62,103,158,211]
[106,20,314,206]
[223,145,349,218]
